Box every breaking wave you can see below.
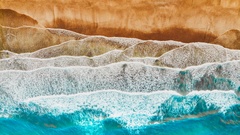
[0,90,239,135]
[0,34,240,134]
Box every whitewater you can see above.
[0,37,239,135]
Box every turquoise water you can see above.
[0,111,239,135]
[0,62,240,135]
[0,91,239,135]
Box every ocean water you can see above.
[0,113,239,135]
[0,90,239,135]
[0,62,239,135]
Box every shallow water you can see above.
[1,112,240,135]
[0,90,239,135]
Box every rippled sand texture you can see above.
[0,0,240,135]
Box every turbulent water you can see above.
[0,90,239,135]
[0,63,240,134]
[1,0,240,133]
[0,38,240,135]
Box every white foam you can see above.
[0,61,238,102]
[20,90,239,127]
[156,43,240,68]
